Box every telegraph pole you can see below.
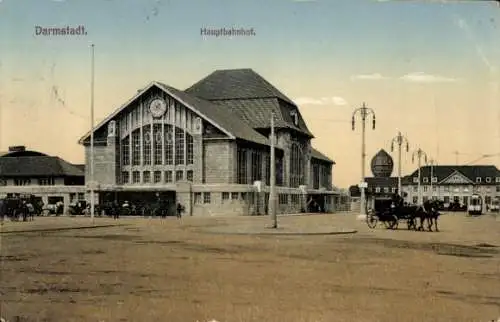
[352,102,376,220]
[412,148,428,205]
[90,44,95,224]
[269,112,277,228]
[390,131,409,199]
[428,159,436,200]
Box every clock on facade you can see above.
[149,98,167,118]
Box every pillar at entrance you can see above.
[176,181,192,216]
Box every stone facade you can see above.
[80,81,337,216]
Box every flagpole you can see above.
[90,44,95,224]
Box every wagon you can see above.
[366,196,419,230]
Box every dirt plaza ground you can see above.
[1,213,499,322]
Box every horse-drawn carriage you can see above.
[0,193,39,222]
[366,195,441,232]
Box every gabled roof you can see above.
[365,177,398,187]
[211,98,314,137]
[0,156,84,177]
[185,68,296,105]
[185,69,314,137]
[156,83,270,146]
[311,148,335,164]
[403,165,500,184]
[78,82,271,147]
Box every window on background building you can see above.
[432,186,437,192]
[121,172,130,184]
[375,187,381,193]
[485,196,492,205]
[203,192,211,204]
[240,192,247,200]
[290,142,304,188]
[412,196,418,204]
[132,130,141,165]
[423,177,428,183]
[276,156,284,186]
[186,135,194,165]
[143,171,151,183]
[186,170,193,182]
[485,177,491,183]
[463,196,468,205]
[14,179,31,186]
[250,150,262,183]
[132,171,140,183]
[122,136,130,165]
[431,177,437,183]
[496,177,500,183]
[194,192,202,204]
[237,147,248,184]
[38,178,55,186]
[143,127,152,165]
[444,186,450,192]
[164,124,173,165]
[383,187,389,193]
[413,177,418,183]
[154,171,162,183]
[279,194,289,205]
[392,188,396,193]
[497,185,500,192]
[413,186,418,192]
[153,124,163,165]
[222,192,230,201]
[165,171,173,183]
[423,196,428,203]
[312,163,320,189]
[476,177,481,183]
[443,196,450,203]
[231,192,238,200]
[175,127,185,165]
[423,186,428,192]
[78,193,85,200]
[176,170,183,181]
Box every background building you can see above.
[402,165,500,210]
[349,149,398,211]
[0,146,85,213]
[78,68,338,216]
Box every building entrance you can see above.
[99,191,176,216]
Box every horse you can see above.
[422,199,441,232]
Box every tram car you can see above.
[467,194,482,216]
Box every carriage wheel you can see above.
[366,211,378,229]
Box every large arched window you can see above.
[153,124,162,165]
[122,136,130,165]
[131,129,141,166]
[120,109,195,168]
[143,126,151,165]
[290,142,304,187]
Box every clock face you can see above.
[149,98,167,118]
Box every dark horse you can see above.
[421,199,441,232]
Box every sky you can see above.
[0,0,499,189]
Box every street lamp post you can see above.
[352,102,376,220]
[390,131,409,199]
[412,148,428,205]
[90,44,95,224]
[269,112,277,228]
[428,159,436,200]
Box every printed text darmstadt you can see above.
[200,27,256,37]
[34,25,87,36]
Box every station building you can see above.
[0,146,85,213]
[402,165,500,208]
[78,68,338,216]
